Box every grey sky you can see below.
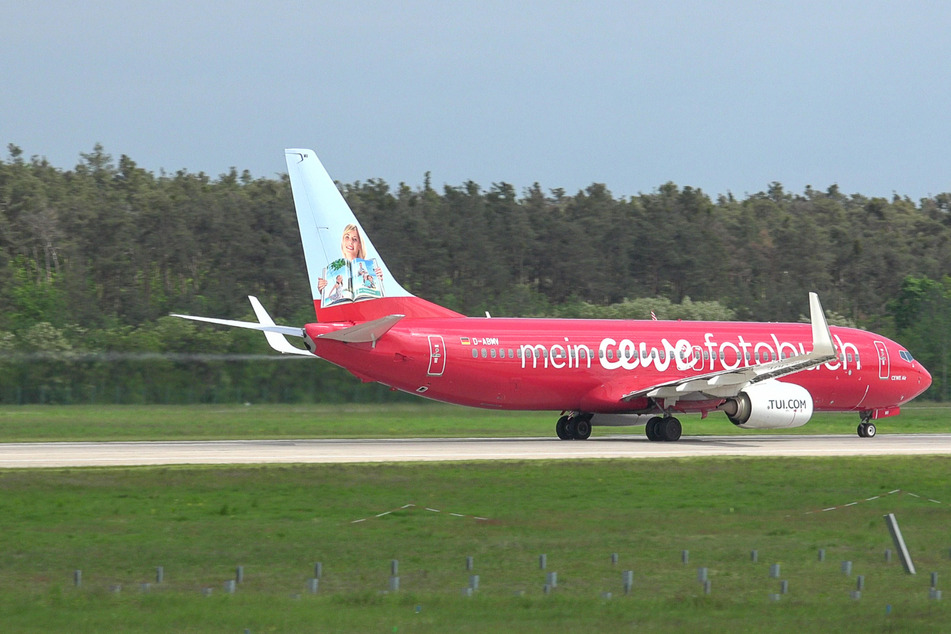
[3,1,950,199]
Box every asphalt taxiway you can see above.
[1,434,950,468]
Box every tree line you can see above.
[1,144,948,403]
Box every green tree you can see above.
[889,275,951,400]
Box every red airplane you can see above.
[174,149,933,441]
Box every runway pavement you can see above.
[1,434,951,468]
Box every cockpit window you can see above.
[899,350,914,362]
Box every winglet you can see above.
[808,292,836,358]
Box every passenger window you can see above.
[471,349,478,359]
[481,348,487,359]
[490,349,496,359]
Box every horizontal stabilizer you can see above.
[172,296,312,356]
[319,315,404,344]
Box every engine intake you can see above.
[720,381,814,429]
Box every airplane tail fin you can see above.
[284,149,462,322]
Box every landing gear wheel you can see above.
[646,416,681,441]
[573,418,592,440]
[661,417,682,442]
[556,415,571,440]
[646,417,663,442]
[858,422,877,438]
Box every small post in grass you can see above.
[883,513,916,575]
[623,570,633,594]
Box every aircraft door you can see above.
[873,340,889,380]
[427,334,446,376]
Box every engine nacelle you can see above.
[720,381,814,429]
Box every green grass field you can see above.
[1,404,949,631]
[0,402,948,441]
[1,457,950,631]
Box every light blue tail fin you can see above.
[284,149,461,322]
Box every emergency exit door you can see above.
[427,335,446,376]
[874,340,889,380]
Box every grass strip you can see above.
[0,457,949,631]
[0,402,948,441]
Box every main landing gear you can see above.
[645,416,682,442]
[556,414,592,440]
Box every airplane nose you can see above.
[917,363,933,395]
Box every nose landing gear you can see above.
[857,411,878,438]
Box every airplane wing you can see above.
[620,292,838,404]
[172,296,312,357]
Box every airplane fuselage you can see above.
[306,318,927,417]
[176,149,933,441]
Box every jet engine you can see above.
[719,381,814,429]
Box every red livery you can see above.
[175,150,932,441]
